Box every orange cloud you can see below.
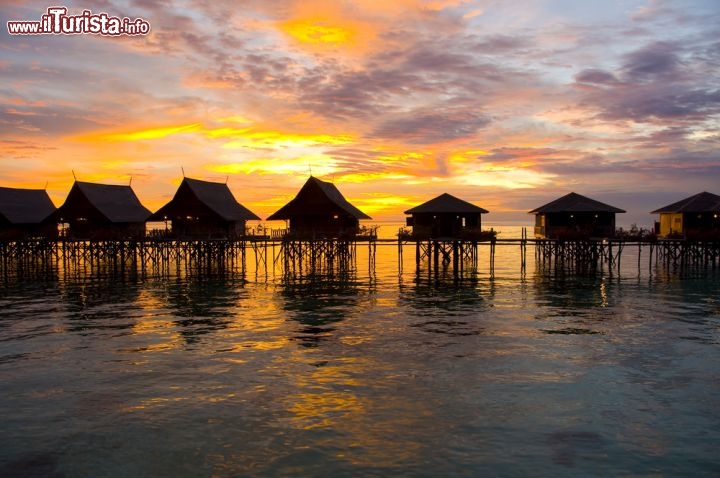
[276,2,379,56]
[78,123,201,142]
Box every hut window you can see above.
[186,216,193,220]
[333,214,339,219]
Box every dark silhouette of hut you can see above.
[54,181,151,239]
[266,176,371,238]
[529,192,625,239]
[404,193,489,239]
[651,191,720,239]
[0,186,57,240]
[149,177,261,238]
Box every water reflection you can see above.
[162,275,247,345]
[278,274,368,347]
[396,274,491,338]
[58,273,143,335]
[528,266,622,337]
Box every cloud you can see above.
[620,41,681,81]
[371,108,491,144]
[574,69,619,86]
[572,40,720,124]
[2,0,719,222]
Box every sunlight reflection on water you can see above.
[1,231,719,476]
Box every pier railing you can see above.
[1,235,718,281]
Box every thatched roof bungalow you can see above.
[266,176,371,238]
[529,192,625,239]
[0,186,57,240]
[54,181,151,239]
[149,178,260,238]
[651,191,720,239]
[404,193,489,239]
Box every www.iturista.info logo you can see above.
[7,6,150,36]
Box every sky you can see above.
[1,0,719,227]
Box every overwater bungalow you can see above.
[404,193,489,239]
[651,191,720,240]
[0,186,57,240]
[54,181,151,239]
[149,177,260,238]
[266,176,371,238]
[529,192,625,239]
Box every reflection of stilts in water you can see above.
[397,237,487,281]
[274,237,369,280]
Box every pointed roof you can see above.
[59,181,151,223]
[404,193,489,214]
[267,176,371,220]
[152,178,260,221]
[0,186,56,224]
[651,191,720,214]
[529,192,625,214]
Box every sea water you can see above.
[1,225,719,477]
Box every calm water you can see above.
[1,226,719,477]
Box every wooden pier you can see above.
[1,234,718,281]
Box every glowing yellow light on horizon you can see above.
[208,154,338,177]
[81,123,201,142]
[281,18,356,44]
[353,194,418,216]
[216,129,353,149]
[75,122,352,151]
[338,172,413,184]
[216,115,254,125]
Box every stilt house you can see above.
[529,192,625,239]
[404,193,489,239]
[0,186,57,240]
[651,191,720,239]
[266,176,371,238]
[150,178,260,238]
[54,181,151,239]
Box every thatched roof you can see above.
[57,181,151,223]
[267,176,371,220]
[651,191,720,214]
[529,192,625,214]
[404,193,489,215]
[0,186,56,224]
[151,178,260,221]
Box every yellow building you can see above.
[652,191,720,239]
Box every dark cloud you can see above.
[620,42,681,81]
[573,40,720,124]
[471,34,533,53]
[371,108,490,144]
[0,105,108,136]
[596,85,720,122]
[485,147,568,163]
[297,66,424,120]
[574,69,619,86]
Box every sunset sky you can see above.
[2,0,719,226]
